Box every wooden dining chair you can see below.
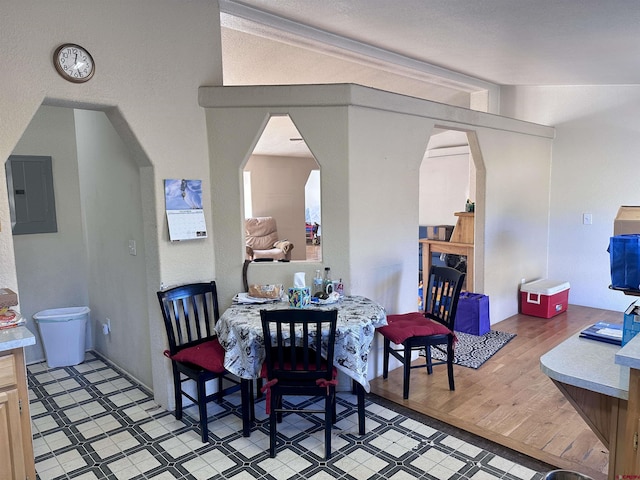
[260,308,338,459]
[377,266,465,399]
[157,281,248,442]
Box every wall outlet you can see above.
[102,318,111,335]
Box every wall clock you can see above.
[53,44,95,83]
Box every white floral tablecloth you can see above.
[215,295,387,391]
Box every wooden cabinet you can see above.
[420,212,474,292]
[0,348,35,480]
[449,212,474,244]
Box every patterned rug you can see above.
[425,330,517,369]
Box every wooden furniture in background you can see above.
[420,212,474,291]
[0,345,35,480]
[420,240,474,292]
[450,212,474,244]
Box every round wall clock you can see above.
[53,44,95,83]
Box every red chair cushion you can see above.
[377,312,452,344]
[164,338,226,373]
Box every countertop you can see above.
[540,331,640,400]
[0,326,36,352]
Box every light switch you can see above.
[129,240,137,256]
[583,213,593,225]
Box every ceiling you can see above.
[219,0,640,155]
[221,0,640,87]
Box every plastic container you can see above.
[544,470,594,480]
[33,306,90,368]
[520,279,570,318]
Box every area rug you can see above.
[424,330,517,369]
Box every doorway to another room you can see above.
[419,128,483,304]
[6,105,154,389]
[243,115,322,262]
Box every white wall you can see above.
[245,154,317,260]
[502,85,640,313]
[204,103,352,307]
[420,130,476,227]
[348,107,434,313]
[75,109,150,386]
[419,151,471,227]
[10,106,90,364]
[0,0,223,410]
[476,127,553,320]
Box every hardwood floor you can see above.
[370,305,622,480]
[306,243,321,261]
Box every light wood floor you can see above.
[370,305,620,480]
[306,243,321,261]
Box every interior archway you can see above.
[243,114,322,262]
[5,104,157,388]
[419,127,485,295]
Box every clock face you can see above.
[54,44,95,83]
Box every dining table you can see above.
[214,294,387,436]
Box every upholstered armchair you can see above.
[245,217,294,261]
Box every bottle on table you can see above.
[323,267,332,294]
[313,269,323,296]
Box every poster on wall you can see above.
[164,179,208,241]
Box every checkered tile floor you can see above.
[28,352,547,479]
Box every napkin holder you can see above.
[288,287,311,308]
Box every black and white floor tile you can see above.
[28,352,550,480]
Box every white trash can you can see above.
[33,306,90,368]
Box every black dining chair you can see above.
[157,281,248,442]
[260,308,338,459]
[377,266,465,399]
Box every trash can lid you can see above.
[33,306,90,322]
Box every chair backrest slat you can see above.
[424,266,465,330]
[261,308,338,383]
[157,281,220,355]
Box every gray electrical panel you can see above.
[6,155,58,235]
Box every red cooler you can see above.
[520,279,570,318]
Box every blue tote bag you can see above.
[610,234,640,290]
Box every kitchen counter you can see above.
[0,324,36,479]
[540,331,640,478]
[0,325,36,352]
[540,333,635,400]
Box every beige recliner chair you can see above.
[245,217,294,261]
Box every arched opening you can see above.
[242,115,322,262]
[5,104,156,387]
[418,127,485,302]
